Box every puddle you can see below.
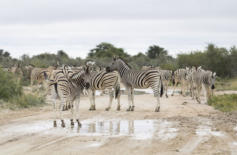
[0,119,178,141]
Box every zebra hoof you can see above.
[61,120,65,128]
[76,119,82,127]
[171,94,174,96]
[155,107,160,112]
[166,94,168,98]
[53,120,57,127]
[126,106,131,111]
[105,107,110,111]
[131,106,135,111]
[70,119,74,126]
[117,106,120,111]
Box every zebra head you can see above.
[78,65,91,89]
[106,56,131,73]
[211,72,216,89]
[106,56,119,72]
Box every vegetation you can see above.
[1,42,237,110]
[0,67,22,101]
[1,43,237,78]
[215,78,237,91]
[208,94,237,112]
[0,67,45,109]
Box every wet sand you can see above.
[0,91,237,155]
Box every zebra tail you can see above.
[53,83,59,98]
[43,71,48,80]
[115,84,120,99]
[160,76,164,97]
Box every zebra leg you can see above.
[126,87,132,111]
[53,100,57,127]
[88,90,96,111]
[130,88,135,111]
[116,91,121,111]
[92,90,96,110]
[196,86,202,104]
[70,100,75,127]
[59,101,65,127]
[105,89,113,111]
[75,96,81,127]
[165,81,168,98]
[204,85,211,104]
[171,81,178,96]
[152,80,162,112]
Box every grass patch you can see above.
[0,94,46,109]
[215,78,237,91]
[208,94,237,112]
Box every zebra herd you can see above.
[1,57,216,128]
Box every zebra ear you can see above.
[213,72,216,77]
[113,56,118,61]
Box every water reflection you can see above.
[0,119,178,141]
[74,119,177,140]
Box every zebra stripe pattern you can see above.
[192,66,216,104]
[172,68,188,96]
[46,65,87,128]
[106,57,163,112]
[71,66,121,111]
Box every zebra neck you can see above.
[118,64,129,78]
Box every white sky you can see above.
[0,0,236,58]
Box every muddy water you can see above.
[0,119,179,141]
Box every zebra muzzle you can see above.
[211,85,215,89]
[85,83,90,89]
[106,67,111,72]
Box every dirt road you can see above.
[0,91,237,155]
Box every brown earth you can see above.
[0,90,237,155]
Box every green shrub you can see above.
[9,94,45,109]
[0,68,22,101]
[208,94,237,112]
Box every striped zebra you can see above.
[142,66,172,98]
[31,66,56,86]
[73,65,121,111]
[192,66,216,104]
[186,66,196,99]
[160,70,173,98]
[106,57,163,112]
[171,68,189,96]
[46,65,89,127]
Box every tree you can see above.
[146,45,168,59]
[88,42,130,60]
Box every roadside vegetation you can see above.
[208,94,237,112]
[0,68,45,109]
[215,78,237,91]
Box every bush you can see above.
[9,94,45,109]
[208,94,237,112]
[0,68,22,101]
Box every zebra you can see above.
[142,66,172,98]
[160,69,173,98]
[31,66,56,86]
[106,57,163,112]
[72,65,121,111]
[192,66,216,104]
[171,68,189,96]
[185,66,197,99]
[46,65,89,127]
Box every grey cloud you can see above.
[0,0,237,24]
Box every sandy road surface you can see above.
[0,91,237,155]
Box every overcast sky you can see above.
[0,0,237,58]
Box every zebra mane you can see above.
[117,57,132,69]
